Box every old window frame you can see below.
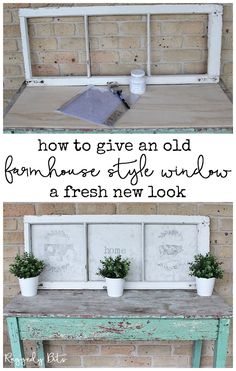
[24,215,210,290]
[19,4,223,86]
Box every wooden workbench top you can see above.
[4,84,232,131]
[4,290,232,319]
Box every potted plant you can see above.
[97,255,131,297]
[188,252,224,296]
[9,252,45,297]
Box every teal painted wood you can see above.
[6,317,25,368]
[36,341,45,368]
[192,340,203,368]
[3,127,233,134]
[213,318,231,368]
[18,317,218,341]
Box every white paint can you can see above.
[130,69,146,95]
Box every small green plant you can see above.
[9,252,45,279]
[97,255,131,279]
[188,253,224,279]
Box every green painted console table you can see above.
[4,290,232,368]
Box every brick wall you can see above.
[3,203,232,368]
[3,3,233,111]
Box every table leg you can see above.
[192,340,203,368]
[36,341,46,368]
[6,317,25,368]
[213,318,230,368]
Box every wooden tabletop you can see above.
[4,290,232,319]
[4,84,232,131]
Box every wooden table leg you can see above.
[36,341,46,368]
[213,318,230,368]
[192,340,203,368]
[7,317,25,368]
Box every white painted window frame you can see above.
[19,4,223,86]
[24,215,209,290]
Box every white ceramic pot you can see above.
[19,276,39,297]
[105,277,125,297]
[196,277,215,297]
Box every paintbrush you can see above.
[107,82,130,109]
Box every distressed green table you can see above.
[4,290,232,368]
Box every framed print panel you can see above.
[29,224,86,283]
[144,224,198,283]
[88,223,142,282]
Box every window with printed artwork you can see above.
[24,215,209,289]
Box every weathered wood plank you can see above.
[6,317,25,368]
[192,340,203,368]
[18,317,218,341]
[36,341,45,368]
[4,290,232,319]
[213,318,231,367]
[4,84,232,130]
[5,127,233,134]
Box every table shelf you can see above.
[4,84,232,133]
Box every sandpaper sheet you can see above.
[56,85,139,126]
